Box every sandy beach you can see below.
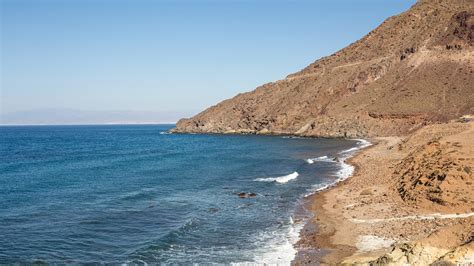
[294,120,474,265]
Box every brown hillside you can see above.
[394,121,474,212]
[173,0,474,137]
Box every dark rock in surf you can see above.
[237,192,257,198]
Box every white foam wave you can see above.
[304,139,371,197]
[254,172,299,184]
[302,159,355,198]
[252,216,304,264]
[335,159,355,181]
[340,138,372,154]
[354,138,372,148]
[253,139,372,263]
[306,155,334,164]
[340,146,359,154]
[304,183,332,197]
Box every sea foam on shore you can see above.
[303,139,372,198]
[252,216,304,264]
[254,139,372,264]
[337,139,371,181]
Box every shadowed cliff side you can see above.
[172,0,474,137]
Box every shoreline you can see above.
[168,123,473,264]
[270,138,372,264]
[293,139,378,264]
[293,121,474,264]
[255,137,368,264]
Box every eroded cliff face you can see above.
[173,0,474,137]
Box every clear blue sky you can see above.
[1,0,416,118]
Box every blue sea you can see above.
[0,124,361,264]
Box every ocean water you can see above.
[0,124,360,264]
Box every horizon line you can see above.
[0,122,177,127]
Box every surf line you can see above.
[304,138,372,197]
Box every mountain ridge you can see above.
[172,0,473,137]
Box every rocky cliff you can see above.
[173,0,474,137]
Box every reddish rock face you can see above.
[173,0,474,138]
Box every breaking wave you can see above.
[251,216,303,264]
[254,172,299,184]
[306,155,335,164]
[304,139,371,197]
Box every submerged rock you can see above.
[208,208,220,213]
[237,192,257,198]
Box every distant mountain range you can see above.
[0,109,193,125]
[173,0,473,137]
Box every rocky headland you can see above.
[173,0,473,138]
